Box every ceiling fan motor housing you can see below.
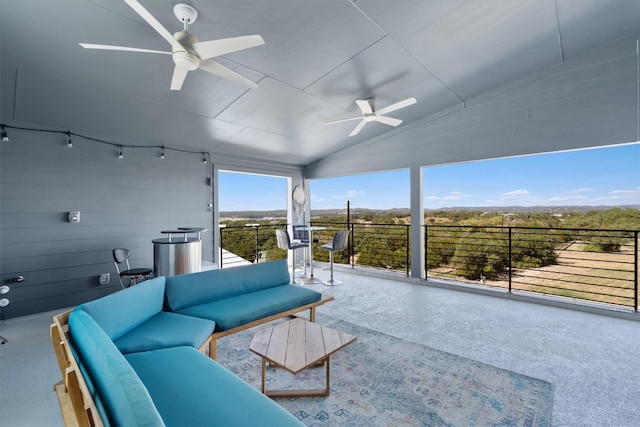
[172,30,200,70]
[172,50,200,70]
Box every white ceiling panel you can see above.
[556,0,640,59]
[1,0,638,170]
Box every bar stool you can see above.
[318,230,349,286]
[275,229,308,285]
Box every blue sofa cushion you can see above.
[113,311,215,354]
[80,276,166,340]
[125,346,303,427]
[164,260,290,311]
[68,309,165,427]
[174,284,321,331]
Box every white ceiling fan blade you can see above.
[198,59,258,88]
[324,116,362,125]
[170,65,189,91]
[374,115,402,127]
[124,0,183,51]
[355,99,374,115]
[349,119,368,137]
[192,35,265,60]
[376,97,417,116]
[79,43,171,55]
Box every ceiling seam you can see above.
[554,0,565,63]
[347,0,465,107]
[300,36,386,101]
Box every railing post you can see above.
[635,231,638,312]
[424,225,428,279]
[255,225,259,263]
[219,228,224,268]
[350,223,355,269]
[508,226,512,293]
[406,224,410,277]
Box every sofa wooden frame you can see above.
[51,310,103,427]
[207,293,334,359]
[50,293,334,426]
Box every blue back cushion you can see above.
[79,276,166,340]
[165,260,290,311]
[68,309,165,427]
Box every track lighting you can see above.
[66,131,73,148]
[160,146,165,159]
[118,146,124,159]
[1,125,8,142]
[202,153,208,164]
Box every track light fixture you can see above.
[202,153,208,164]
[1,125,8,142]
[66,131,73,148]
[161,146,165,159]
[118,146,124,159]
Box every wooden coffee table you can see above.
[249,318,356,398]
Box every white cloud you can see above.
[443,191,471,201]
[565,187,593,194]
[500,189,531,199]
[332,189,364,199]
[592,187,640,202]
[424,191,471,202]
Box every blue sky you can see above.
[219,143,640,211]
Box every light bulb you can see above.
[67,132,72,148]
[1,126,8,142]
[118,146,123,159]
[160,146,165,159]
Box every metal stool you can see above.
[318,230,349,286]
[275,229,308,285]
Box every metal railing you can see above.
[426,225,639,311]
[219,222,639,311]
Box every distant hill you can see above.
[220,205,639,220]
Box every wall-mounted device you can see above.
[99,273,110,285]
[68,211,81,223]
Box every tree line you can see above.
[219,208,640,277]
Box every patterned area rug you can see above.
[216,318,553,427]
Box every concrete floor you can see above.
[1,266,639,426]
[311,267,640,427]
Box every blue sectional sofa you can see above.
[50,260,334,427]
[164,260,332,358]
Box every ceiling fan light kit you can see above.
[80,1,264,91]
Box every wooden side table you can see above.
[249,318,356,398]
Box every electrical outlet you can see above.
[99,273,110,285]
[0,298,9,307]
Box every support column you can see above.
[410,165,424,279]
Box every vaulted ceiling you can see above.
[1,0,639,171]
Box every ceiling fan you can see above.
[80,0,264,91]
[325,97,417,137]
